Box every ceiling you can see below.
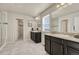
[51,3,79,18]
[0,3,53,17]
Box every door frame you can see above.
[16,18,24,40]
[61,20,68,33]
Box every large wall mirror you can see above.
[51,16,79,35]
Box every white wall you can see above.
[58,17,73,33]
[50,17,59,32]
[0,12,2,46]
[28,17,41,31]
[7,12,34,43]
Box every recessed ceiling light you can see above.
[35,17,39,20]
[56,5,60,8]
[63,5,68,8]
[61,3,65,5]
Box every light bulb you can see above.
[56,5,60,8]
[35,17,39,20]
[63,5,68,8]
[61,3,65,5]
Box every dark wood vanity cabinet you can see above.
[35,32,41,43]
[51,37,64,55]
[31,32,41,43]
[45,35,79,55]
[67,46,79,55]
[45,35,64,55]
[64,40,79,55]
[45,35,51,54]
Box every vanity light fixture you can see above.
[56,3,71,8]
[56,4,64,8]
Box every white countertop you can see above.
[31,31,41,32]
[45,33,79,43]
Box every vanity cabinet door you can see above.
[31,32,41,43]
[31,32,33,40]
[45,35,51,54]
[35,32,41,43]
[63,40,68,55]
[32,32,35,41]
[51,38,63,55]
[51,42,63,55]
[66,40,79,55]
[67,46,79,55]
[30,32,32,39]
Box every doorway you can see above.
[61,20,68,33]
[17,19,23,40]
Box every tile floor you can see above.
[0,39,48,55]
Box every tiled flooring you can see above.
[0,39,47,55]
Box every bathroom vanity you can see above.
[45,33,79,55]
[31,31,41,43]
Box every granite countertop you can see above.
[45,33,79,43]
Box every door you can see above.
[17,19,23,40]
[0,12,8,46]
[2,23,8,45]
[61,20,68,33]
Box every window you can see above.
[42,14,50,32]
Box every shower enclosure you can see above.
[0,12,8,47]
